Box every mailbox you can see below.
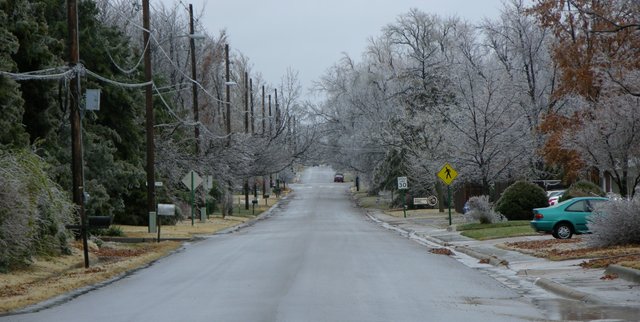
[158,204,176,216]
[88,216,112,229]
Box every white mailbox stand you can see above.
[156,204,176,242]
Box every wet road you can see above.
[4,167,546,321]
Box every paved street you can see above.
[5,167,545,322]
[367,208,640,321]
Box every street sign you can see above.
[182,170,202,226]
[413,198,429,205]
[414,196,438,207]
[437,163,458,185]
[182,170,203,191]
[397,176,408,190]
[205,175,213,190]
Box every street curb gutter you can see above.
[534,278,607,304]
[363,208,635,306]
[605,264,640,283]
[214,192,292,235]
[415,233,447,247]
[2,195,294,316]
[454,246,508,267]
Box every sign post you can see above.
[437,163,458,225]
[182,170,203,226]
[205,175,213,219]
[397,176,408,218]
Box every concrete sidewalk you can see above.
[365,209,640,308]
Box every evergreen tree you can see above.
[0,0,47,148]
[7,0,64,145]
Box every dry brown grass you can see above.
[501,238,640,270]
[0,215,255,314]
[0,241,180,313]
[120,215,250,239]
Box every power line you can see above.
[104,36,148,75]
[0,67,74,81]
[85,67,152,88]
[152,83,231,140]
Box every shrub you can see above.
[586,198,640,247]
[92,226,125,237]
[0,150,75,272]
[559,180,604,202]
[495,181,548,220]
[464,195,505,224]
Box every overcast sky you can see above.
[176,0,511,98]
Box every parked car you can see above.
[333,173,344,183]
[546,190,565,205]
[530,196,608,239]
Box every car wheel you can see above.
[553,223,573,239]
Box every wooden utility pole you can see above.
[67,0,89,269]
[143,0,155,235]
[249,78,256,204]
[225,44,231,141]
[268,94,272,137]
[275,89,280,130]
[244,71,249,133]
[189,4,199,154]
[261,85,265,136]
[243,72,249,210]
[224,44,231,217]
[268,94,273,189]
[261,85,266,199]
[250,78,254,134]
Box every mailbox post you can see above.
[252,198,258,215]
[157,203,175,242]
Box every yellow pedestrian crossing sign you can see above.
[437,163,458,185]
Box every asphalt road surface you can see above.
[4,167,546,321]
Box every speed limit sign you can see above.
[397,177,408,190]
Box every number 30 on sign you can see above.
[397,177,408,190]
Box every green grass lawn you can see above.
[458,221,538,240]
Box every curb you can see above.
[415,233,447,247]
[366,212,620,305]
[2,195,293,316]
[454,246,509,266]
[534,278,607,304]
[362,206,635,307]
[214,192,291,235]
[605,264,640,283]
[366,211,508,267]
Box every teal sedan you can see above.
[530,197,608,239]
